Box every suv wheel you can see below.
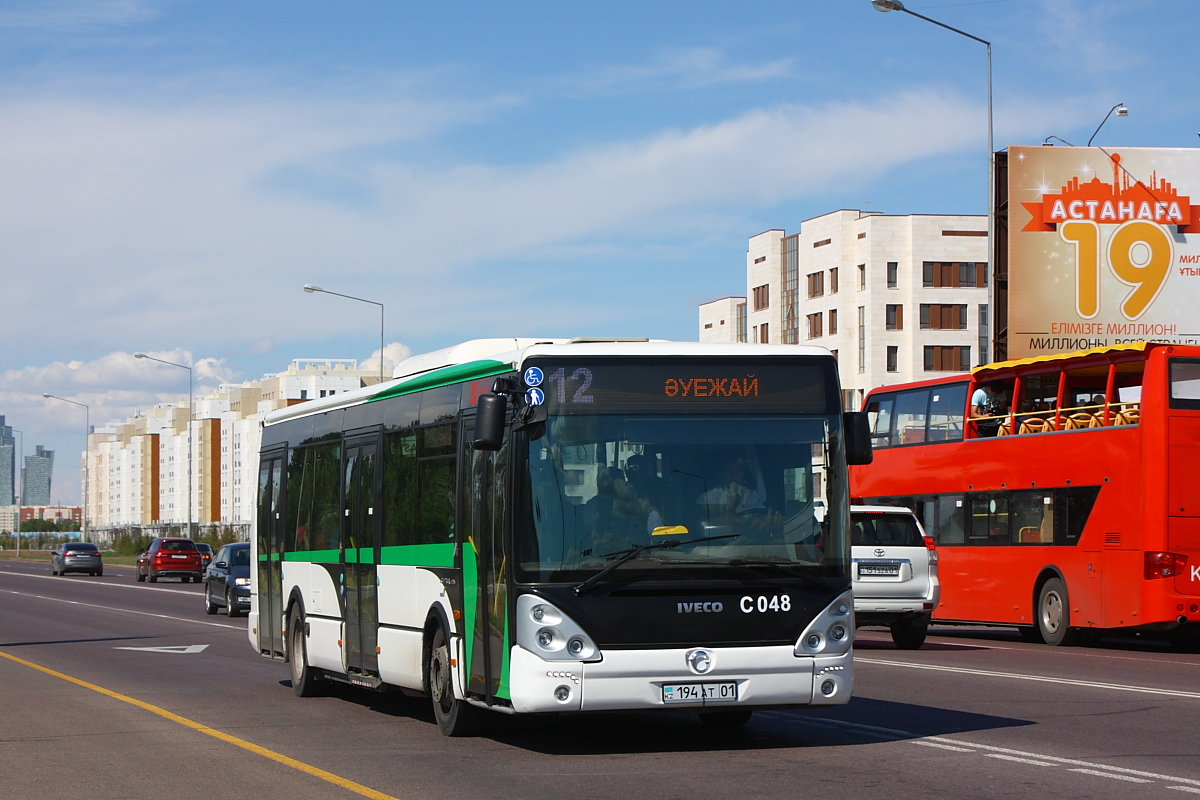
[148,572,158,583]
[890,619,929,650]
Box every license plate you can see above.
[662,682,738,704]
[171,555,188,559]
[859,564,900,577]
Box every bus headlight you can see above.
[516,594,602,662]
[795,590,855,658]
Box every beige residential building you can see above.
[86,358,379,534]
[700,209,989,408]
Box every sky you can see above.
[2,0,1197,505]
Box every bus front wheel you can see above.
[288,607,325,697]
[427,625,482,737]
[1037,578,1079,646]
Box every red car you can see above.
[137,538,204,583]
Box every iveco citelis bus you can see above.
[249,338,872,734]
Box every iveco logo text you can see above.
[677,602,724,613]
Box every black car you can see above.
[196,542,214,573]
[51,542,103,576]
[204,542,251,617]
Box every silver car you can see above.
[51,542,104,577]
[851,505,939,649]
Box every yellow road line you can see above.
[0,649,400,800]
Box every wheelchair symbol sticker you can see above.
[524,367,544,387]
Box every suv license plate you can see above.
[662,682,737,704]
[859,564,900,576]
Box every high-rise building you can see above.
[699,209,989,409]
[23,445,54,506]
[0,415,14,506]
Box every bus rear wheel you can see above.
[1037,578,1079,646]
[427,625,482,737]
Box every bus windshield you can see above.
[514,413,848,583]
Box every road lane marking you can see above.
[986,753,1058,767]
[0,568,196,596]
[913,741,975,753]
[0,649,400,800]
[114,645,209,654]
[3,590,243,631]
[785,715,1200,788]
[1168,787,1200,794]
[856,657,1200,701]
[1068,768,1152,783]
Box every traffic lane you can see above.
[0,564,210,618]
[0,654,398,800]
[0,558,201,594]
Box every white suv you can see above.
[850,505,940,649]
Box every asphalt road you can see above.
[2,559,1199,800]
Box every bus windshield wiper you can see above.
[726,559,831,592]
[573,534,738,596]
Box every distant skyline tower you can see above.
[23,445,53,506]
[0,415,14,506]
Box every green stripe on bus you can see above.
[367,359,513,404]
[379,543,456,568]
[281,549,341,563]
[257,553,282,562]
[495,609,511,700]
[462,540,479,685]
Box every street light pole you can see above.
[872,0,994,362]
[134,353,193,539]
[303,284,386,384]
[1087,103,1128,147]
[41,395,89,543]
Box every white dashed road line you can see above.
[856,656,1200,701]
[0,567,196,596]
[986,753,1059,768]
[2,590,244,631]
[1068,768,1153,783]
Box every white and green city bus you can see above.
[249,338,871,735]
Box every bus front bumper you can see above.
[507,644,852,714]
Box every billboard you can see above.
[1008,145,1200,358]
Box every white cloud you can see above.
[569,47,794,91]
[360,342,414,380]
[0,0,160,31]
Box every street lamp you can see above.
[1087,103,1128,147]
[303,284,386,384]
[42,395,89,543]
[134,353,193,538]
[873,0,994,362]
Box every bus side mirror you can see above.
[844,411,873,465]
[473,394,507,451]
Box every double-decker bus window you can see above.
[928,384,967,442]
[1012,491,1054,544]
[935,495,966,544]
[969,492,1010,544]
[894,390,930,446]
[1054,486,1101,546]
[1169,359,1200,409]
[867,395,894,449]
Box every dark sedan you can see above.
[204,542,251,617]
[51,542,104,576]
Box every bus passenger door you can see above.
[257,453,285,659]
[460,416,509,704]
[342,436,381,677]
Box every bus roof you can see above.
[262,339,837,427]
[971,341,1149,377]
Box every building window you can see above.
[782,234,799,344]
[299,389,308,400]
[978,304,990,365]
[886,304,903,331]
[858,264,866,290]
[752,284,770,311]
[759,322,769,343]
[887,346,898,372]
[919,304,968,330]
[830,267,839,294]
[806,271,824,298]
[923,345,971,372]
[922,261,989,288]
[887,262,898,288]
[704,322,713,329]
[736,302,747,343]
[813,238,831,248]
[806,312,823,339]
[857,307,865,374]
[754,255,766,264]
[831,349,838,361]
[829,308,838,335]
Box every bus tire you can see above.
[700,709,753,728]
[427,624,482,737]
[890,619,928,650]
[1037,578,1079,646]
[288,607,324,697]
[1017,626,1044,644]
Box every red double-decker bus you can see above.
[850,342,1200,647]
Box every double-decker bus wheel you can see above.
[1037,578,1079,646]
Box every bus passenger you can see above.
[971,382,1008,437]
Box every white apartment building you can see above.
[700,209,989,408]
[86,358,378,533]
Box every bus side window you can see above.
[1055,486,1101,545]
[382,431,417,548]
[894,390,930,446]
[1012,490,1054,544]
[935,494,965,545]
[928,384,968,442]
[969,492,1010,544]
[286,447,312,552]
[310,443,341,552]
[867,395,894,449]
